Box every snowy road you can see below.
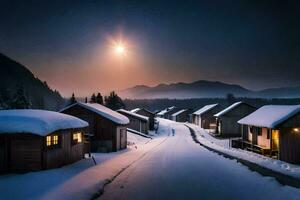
[100,119,300,200]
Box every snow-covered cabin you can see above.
[171,109,191,122]
[237,105,300,164]
[0,109,88,173]
[60,103,129,152]
[214,102,256,137]
[192,104,220,129]
[131,108,155,130]
[156,106,178,119]
[118,109,149,134]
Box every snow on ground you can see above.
[3,118,300,200]
[0,129,165,200]
[100,119,300,200]
[127,131,151,147]
[186,123,300,179]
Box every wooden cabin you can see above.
[171,109,191,122]
[165,107,182,120]
[0,109,88,174]
[156,106,177,119]
[131,108,155,130]
[118,109,149,134]
[214,102,256,137]
[60,103,129,152]
[235,105,300,164]
[192,104,220,129]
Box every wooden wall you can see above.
[174,110,190,122]
[44,130,85,169]
[61,105,126,152]
[0,128,85,174]
[136,109,155,130]
[218,103,256,137]
[119,112,149,134]
[10,134,43,172]
[0,135,8,173]
[279,128,300,164]
[200,107,220,129]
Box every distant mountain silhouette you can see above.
[0,53,65,110]
[119,80,300,99]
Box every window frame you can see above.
[45,134,61,149]
[72,132,83,145]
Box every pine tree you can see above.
[96,92,103,105]
[11,86,30,109]
[104,91,124,110]
[226,93,235,106]
[69,93,77,105]
[90,93,96,103]
[0,88,11,109]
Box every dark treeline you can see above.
[124,97,300,112]
[71,91,125,111]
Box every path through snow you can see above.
[99,119,300,200]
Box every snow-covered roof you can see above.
[131,108,141,113]
[172,109,187,117]
[60,103,129,125]
[0,109,88,136]
[238,105,300,128]
[193,104,218,115]
[157,106,175,116]
[131,108,154,115]
[214,102,243,117]
[118,109,149,122]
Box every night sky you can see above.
[0,0,300,96]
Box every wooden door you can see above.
[0,136,8,173]
[272,130,280,151]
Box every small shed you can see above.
[171,109,190,122]
[237,105,300,164]
[118,109,149,134]
[131,108,155,130]
[192,104,220,129]
[156,106,176,119]
[0,109,88,174]
[214,102,256,137]
[60,102,129,152]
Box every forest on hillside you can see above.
[124,96,300,112]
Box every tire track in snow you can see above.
[93,135,170,199]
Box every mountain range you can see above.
[119,80,300,99]
[0,53,65,110]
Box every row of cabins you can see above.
[0,103,156,174]
[157,106,192,123]
[192,102,300,164]
[192,102,255,137]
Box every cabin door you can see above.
[272,130,280,151]
[0,136,8,173]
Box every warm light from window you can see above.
[46,136,51,146]
[46,135,59,146]
[293,128,299,133]
[53,135,58,145]
[73,132,82,143]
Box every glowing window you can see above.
[46,136,51,146]
[73,132,82,144]
[53,135,58,145]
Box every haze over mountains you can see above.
[119,81,300,99]
[1,52,300,106]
